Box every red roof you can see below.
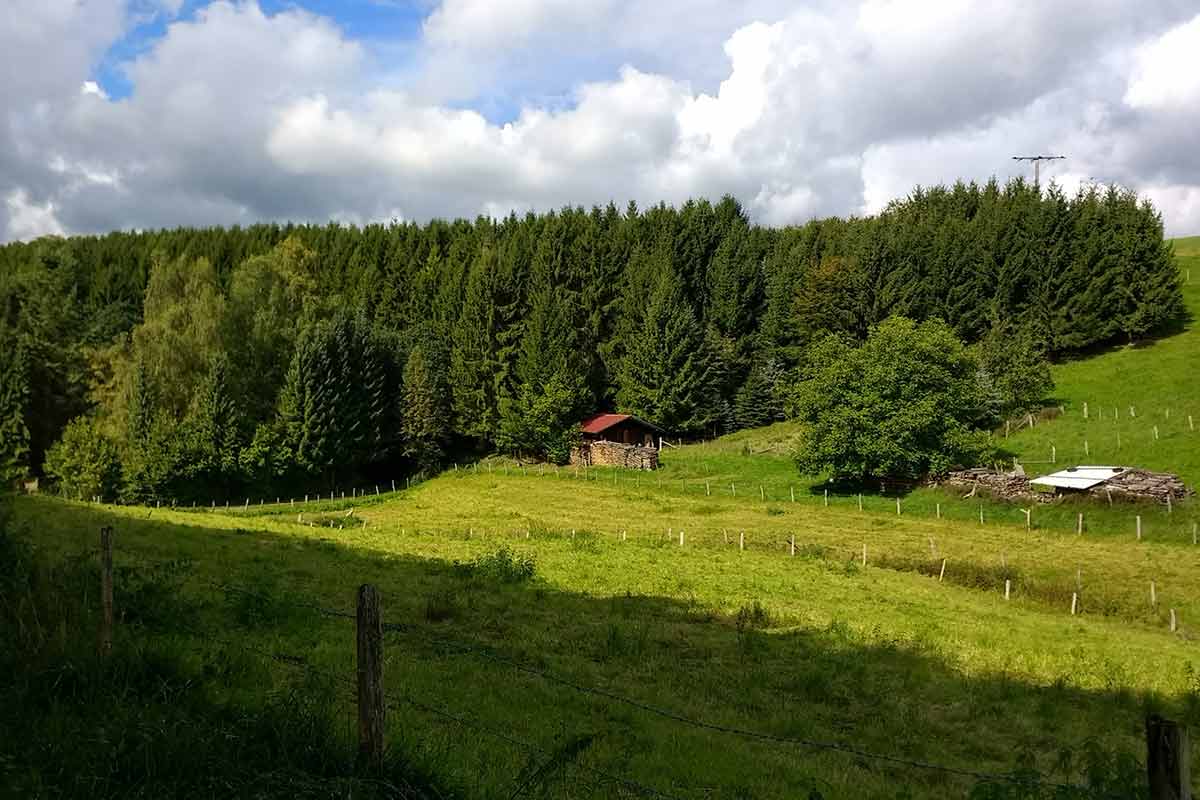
[580,413,662,434]
[580,413,630,434]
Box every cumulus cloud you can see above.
[3,0,1200,241]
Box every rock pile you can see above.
[939,468,1040,501]
[938,466,1192,505]
[1091,469,1192,504]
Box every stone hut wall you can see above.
[570,441,658,470]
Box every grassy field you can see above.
[8,462,1199,799]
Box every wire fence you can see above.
[106,557,1158,800]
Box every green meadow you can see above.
[7,451,1199,799]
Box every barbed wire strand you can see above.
[120,558,1135,799]
[381,622,1113,796]
[169,615,685,800]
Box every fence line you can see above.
[93,547,1172,798]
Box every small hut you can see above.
[572,413,662,470]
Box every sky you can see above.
[3,0,1200,243]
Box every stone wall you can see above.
[570,441,658,470]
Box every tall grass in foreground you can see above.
[0,500,446,799]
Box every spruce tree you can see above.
[187,353,243,497]
[0,340,31,483]
[401,345,448,473]
[450,245,499,443]
[616,270,714,435]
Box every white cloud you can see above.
[6,189,65,240]
[1125,14,1200,110]
[3,0,1200,241]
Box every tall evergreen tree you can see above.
[0,340,31,483]
[451,245,500,443]
[616,270,715,435]
[400,345,449,473]
[186,353,243,497]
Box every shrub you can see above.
[43,416,121,501]
[787,316,994,481]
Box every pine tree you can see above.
[0,340,31,483]
[451,245,499,443]
[187,353,243,497]
[496,261,588,461]
[733,358,785,431]
[401,345,448,473]
[616,270,715,435]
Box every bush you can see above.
[43,416,121,501]
[787,316,994,481]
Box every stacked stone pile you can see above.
[1095,469,1192,503]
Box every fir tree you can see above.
[616,270,715,435]
[401,345,449,473]
[451,245,499,443]
[0,340,31,483]
[187,353,243,496]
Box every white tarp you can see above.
[1030,466,1126,490]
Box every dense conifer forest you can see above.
[0,179,1183,502]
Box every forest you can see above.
[0,179,1183,503]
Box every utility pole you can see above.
[1012,154,1065,186]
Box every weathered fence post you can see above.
[99,526,114,658]
[1146,715,1191,800]
[1137,515,1143,541]
[790,534,795,557]
[357,584,384,772]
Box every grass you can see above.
[8,465,1199,798]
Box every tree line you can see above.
[0,179,1183,500]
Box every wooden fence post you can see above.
[1146,715,1191,800]
[1137,515,1143,541]
[357,584,384,772]
[790,534,795,557]
[99,526,114,658]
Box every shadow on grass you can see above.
[10,496,1199,799]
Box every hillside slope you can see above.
[1005,238,1200,486]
